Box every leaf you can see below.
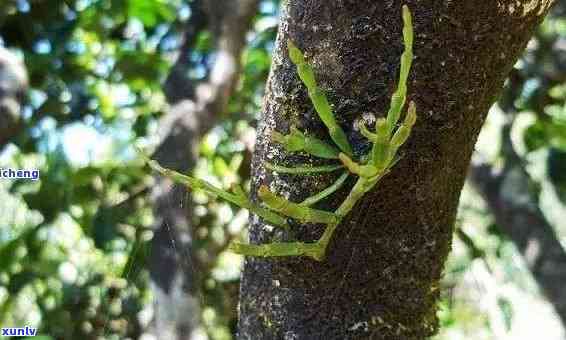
[127,0,174,27]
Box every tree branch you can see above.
[148,1,259,339]
[470,118,566,326]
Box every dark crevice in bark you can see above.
[237,1,553,339]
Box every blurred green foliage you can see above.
[0,0,181,336]
[0,0,278,338]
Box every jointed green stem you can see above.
[229,241,324,261]
[300,172,349,206]
[288,41,353,156]
[258,185,340,225]
[140,151,289,229]
[272,127,340,159]
[233,5,416,260]
[265,162,343,174]
[384,5,414,137]
[140,5,417,262]
[372,119,390,169]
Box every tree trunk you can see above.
[149,1,258,339]
[238,1,554,339]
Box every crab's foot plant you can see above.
[140,5,417,261]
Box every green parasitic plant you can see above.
[140,5,417,261]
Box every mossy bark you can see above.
[238,1,554,339]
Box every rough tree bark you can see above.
[238,1,554,339]
[0,46,27,149]
[149,1,258,339]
